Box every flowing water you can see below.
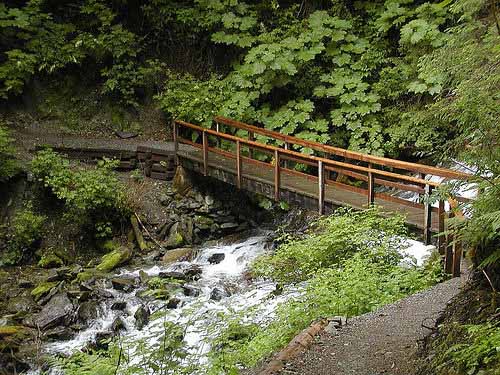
[35,231,299,374]
[31,230,432,374]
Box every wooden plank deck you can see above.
[178,144,440,232]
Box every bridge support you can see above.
[274,149,280,201]
[236,140,242,189]
[367,164,375,206]
[202,130,208,176]
[423,184,433,245]
[173,120,179,165]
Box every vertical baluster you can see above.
[215,122,221,148]
[274,149,280,201]
[423,184,433,245]
[248,131,254,159]
[236,140,242,189]
[438,199,445,254]
[202,130,208,176]
[284,142,290,169]
[318,160,324,214]
[367,163,375,206]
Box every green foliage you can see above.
[1,207,45,266]
[252,207,407,283]
[31,149,129,238]
[432,322,500,375]
[208,207,441,371]
[0,125,18,181]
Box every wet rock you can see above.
[158,271,187,281]
[111,317,126,332]
[184,265,202,280]
[78,301,101,323]
[44,326,75,341]
[115,131,138,139]
[98,289,114,299]
[94,331,114,350]
[162,247,193,264]
[208,253,225,264]
[7,296,35,315]
[139,270,149,284]
[134,305,150,330]
[96,246,133,272]
[182,285,201,297]
[210,287,229,302]
[111,277,136,292]
[33,293,74,330]
[166,298,181,309]
[111,301,127,311]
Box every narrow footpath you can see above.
[273,272,468,375]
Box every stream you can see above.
[32,231,298,374]
[29,230,432,375]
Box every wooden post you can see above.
[318,160,324,214]
[248,131,254,159]
[284,142,290,169]
[173,121,179,165]
[367,163,375,206]
[202,130,208,176]
[274,149,280,201]
[215,122,221,148]
[423,184,432,245]
[236,140,242,189]
[437,200,445,255]
[452,240,462,277]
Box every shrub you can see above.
[0,125,17,181]
[1,207,45,266]
[31,149,129,239]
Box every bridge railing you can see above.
[173,118,472,275]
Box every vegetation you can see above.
[207,208,444,372]
[31,149,129,239]
[0,206,45,266]
[0,124,17,181]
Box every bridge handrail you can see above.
[176,120,441,187]
[213,116,471,181]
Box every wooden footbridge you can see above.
[173,117,472,275]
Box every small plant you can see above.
[130,168,144,182]
[1,207,46,266]
[0,125,17,181]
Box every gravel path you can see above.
[276,275,467,375]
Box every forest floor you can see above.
[271,265,470,375]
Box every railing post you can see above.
[236,140,242,189]
[215,122,221,148]
[367,163,375,206]
[284,142,290,169]
[248,131,254,159]
[173,120,179,165]
[202,129,208,176]
[437,199,445,254]
[453,239,462,277]
[318,160,324,214]
[274,149,280,201]
[423,184,433,245]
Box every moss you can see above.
[96,246,132,272]
[0,326,29,350]
[30,281,58,301]
[101,239,119,252]
[38,253,63,268]
[0,325,28,337]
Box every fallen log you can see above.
[131,214,148,251]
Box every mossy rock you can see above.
[0,326,29,350]
[30,281,58,302]
[162,248,193,264]
[38,253,64,268]
[96,246,133,272]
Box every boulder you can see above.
[96,246,133,272]
[220,222,239,231]
[172,166,193,196]
[111,301,127,311]
[134,305,150,330]
[165,222,185,249]
[158,271,187,281]
[183,265,202,280]
[166,297,181,309]
[33,293,74,330]
[208,253,225,264]
[210,287,229,302]
[38,254,63,269]
[78,301,101,323]
[161,248,193,264]
[182,285,201,297]
[7,296,35,315]
[44,326,75,341]
[111,277,136,292]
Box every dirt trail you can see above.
[274,272,468,375]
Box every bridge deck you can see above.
[178,144,440,232]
